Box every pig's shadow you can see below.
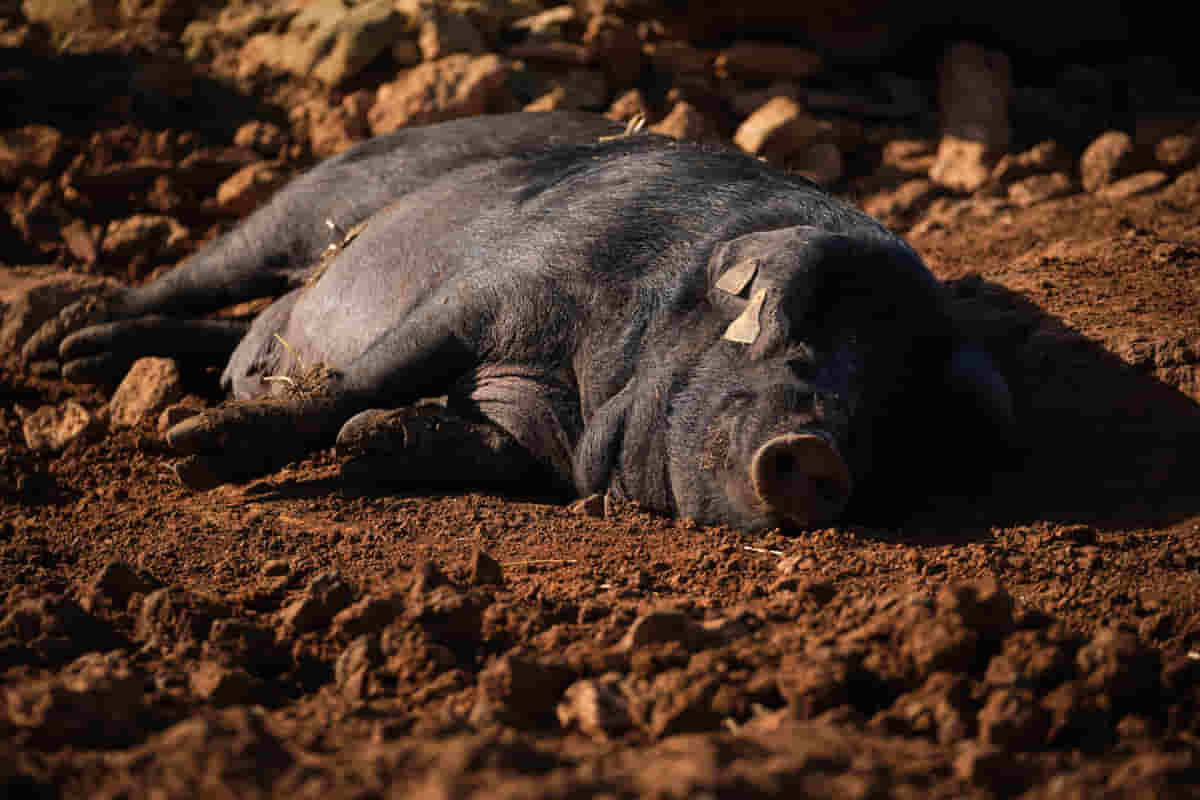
[873,274,1200,536]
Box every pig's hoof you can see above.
[22,294,115,364]
[166,400,336,485]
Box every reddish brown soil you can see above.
[4,6,1200,799]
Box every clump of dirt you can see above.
[3,2,1200,798]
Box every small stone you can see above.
[644,40,712,75]
[368,53,512,136]
[1080,130,1137,193]
[606,88,650,123]
[331,592,404,639]
[19,400,96,451]
[880,139,937,175]
[216,161,290,217]
[1155,133,1199,172]
[619,609,706,651]
[734,96,829,160]
[0,124,64,182]
[929,135,994,193]
[1007,172,1073,207]
[188,661,260,707]
[233,121,287,157]
[557,677,633,739]
[650,101,714,141]
[511,6,576,38]
[110,358,185,428]
[278,570,356,637]
[1096,170,1168,201]
[469,550,504,586]
[85,560,159,609]
[100,214,189,266]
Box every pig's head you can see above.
[664,226,1014,531]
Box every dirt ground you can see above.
[3,3,1200,798]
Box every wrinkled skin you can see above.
[30,112,1014,531]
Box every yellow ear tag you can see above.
[723,287,767,344]
[714,259,758,296]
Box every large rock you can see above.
[0,125,65,183]
[109,357,185,428]
[19,400,97,452]
[368,53,511,135]
[733,96,830,161]
[216,162,290,217]
[1080,131,1137,193]
[21,0,119,34]
[239,0,412,87]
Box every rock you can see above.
[291,94,371,159]
[606,88,650,123]
[1096,170,1169,201]
[313,0,413,86]
[188,662,261,707]
[0,125,64,182]
[862,178,940,224]
[1007,172,1073,207]
[331,592,404,639]
[1155,133,1199,172]
[733,96,829,160]
[990,140,1069,184]
[469,550,503,586]
[278,570,356,638]
[233,121,288,157]
[929,135,994,194]
[557,677,634,739]
[650,101,714,141]
[1080,131,1137,193]
[2,594,126,667]
[368,53,512,136]
[977,687,1049,749]
[473,651,575,727]
[59,219,99,266]
[19,400,96,452]
[418,6,486,62]
[1076,626,1160,701]
[511,6,576,37]
[620,609,707,651]
[715,41,822,80]
[110,357,185,427]
[118,0,191,33]
[880,138,937,176]
[83,560,159,610]
[21,0,119,35]
[216,161,290,217]
[100,214,189,269]
[238,0,410,86]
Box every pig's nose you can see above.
[751,432,852,526]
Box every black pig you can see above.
[29,112,1013,531]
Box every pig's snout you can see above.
[750,432,852,526]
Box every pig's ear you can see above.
[945,344,1016,433]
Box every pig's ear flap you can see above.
[945,344,1016,434]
